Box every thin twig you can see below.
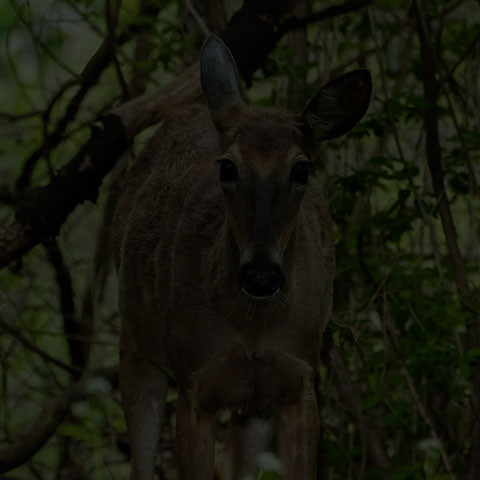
[278,0,371,36]
[17,35,119,189]
[184,0,210,36]
[0,317,79,376]
[0,367,117,474]
[383,294,456,479]
[44,239,92,375]
[367,6,446,282]
[414,2,480,477]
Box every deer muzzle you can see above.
[239,260,283,298]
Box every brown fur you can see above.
[112,32,371,479]
[112,102,334,479]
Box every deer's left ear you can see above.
[301,69,372,143]
[201,34,243,110]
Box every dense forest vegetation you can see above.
[0,0,479,478]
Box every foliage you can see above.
[1,0,480,478]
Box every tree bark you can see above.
[414,1,480,477]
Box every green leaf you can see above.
[257,471,282,480]
[362,394,382,411]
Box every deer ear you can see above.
[301,69,372,143]
[201,34,243,110]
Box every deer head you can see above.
[201,35,371,299]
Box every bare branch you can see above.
[414,2,480,477]
[129,0,162,97]
[224,0,371,85]
[44,239,93,375]
[17,36,120,189]
[114,60,201,139]
[0,63,202,270]
[0,317,79,376]
[0,368,117,474]
[0,185,14,204]
[278,0,371,36]
[185,0,210,36]
[383,297,456,479]
[322,331,390,471]
[1,0,372,270]
[0,111,42,123]
[439,31,480,89]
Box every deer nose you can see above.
[239,263,283,298]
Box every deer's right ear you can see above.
[201,34,243,110]
[301,69,372,145]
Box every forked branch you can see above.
[0,368,117,474]
[0,0,371,270]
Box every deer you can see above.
[111,34,371,480]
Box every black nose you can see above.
[239,263,283,297]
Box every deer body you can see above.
[113,35,371,480]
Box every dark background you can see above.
[0,0,479,478]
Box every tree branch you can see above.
[0,318,79,376]
[17,35,120,190]
[0,368,117,474]
[278,0,371,36]
[1,0,372,270]
[383,297,456,479]
[414,1,480,477]
[44,239,92,376]
[224,0,370,85]
[322,330,391,471]
[0,62,202,270]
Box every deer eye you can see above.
[290,161,312,185]
[216,159,238,183]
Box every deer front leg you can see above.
[217,413,274,480]
[119,325,168,480]
[176,389,215,480]
[276,377,319,480]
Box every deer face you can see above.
[201,35,371,299]
[214,107,311,298]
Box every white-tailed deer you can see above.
[112,34,371,480]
